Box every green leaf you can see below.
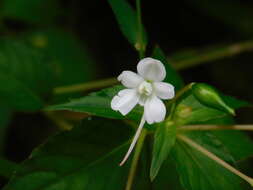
[174,93,229,125]
[108,0,148,49]
[0,39,54,96]
[183,108,253,162]
[23,29,97,103]
[212,131,253,162]
[0,74,43,111]
[174,89,253,162]
[0,39,54,111]
[152,46,184,90]
[24,29,96,87]
[174,89,248,125]
[171,138,247,190]
[150,123,176,181]
[2,0,61,24]
[3,117,133,190]
[152,157,184,190]
[186,132,235,164]
[47,85,143,121]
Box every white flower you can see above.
[111,57,175,165]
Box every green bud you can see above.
[192,83,235,115]
[175,104,192,119]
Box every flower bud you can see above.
[192,83,235,115]
[175,104,192,119]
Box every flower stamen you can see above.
[138,81,153,96]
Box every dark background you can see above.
[1,0,253,187]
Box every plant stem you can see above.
[53,78,118,94]
[125,129,147,190]
[179,124,253,131]
[43,111,73,130]
[136,0,145,58]
[166,82,194,107]
[126,0,147,179]
[125,0,147,181]
[172,40,253,70]
[175,82,194,99]
[178,134,253,187]
[52,40,253,95]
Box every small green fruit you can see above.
[192,83,235,115]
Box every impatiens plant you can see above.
[1,0,253,190]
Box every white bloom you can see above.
[112,57,175,124]
[111,57,175,165]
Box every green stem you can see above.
[125,129,147,190]
[43,111,73,131]
[172,40,253,70]
[52,40,253,95]
[53,78,118,94]
[166,82,194,107]
[136,0,145,58]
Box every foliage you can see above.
[0,0,253,190]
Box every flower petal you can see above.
[154,82,175,100]
[118,71,143,88]
[138,95,146,106]
[111,89,139,115]
[144,96,166,124]
[137,57,166,82]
